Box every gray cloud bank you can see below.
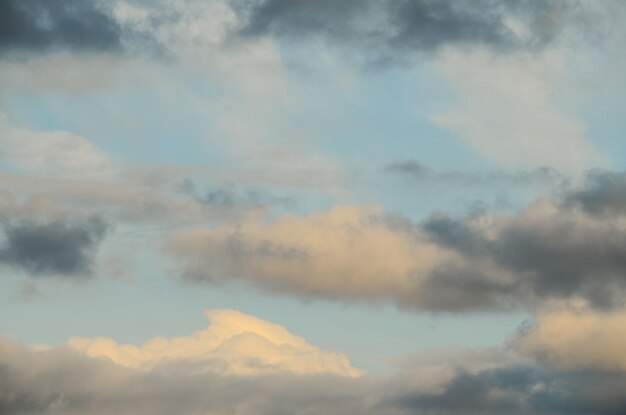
[2,335,626,415]
[390,365,626,415]
[168,170,626,312]
[0,0,595,62]
[236,0,585,62]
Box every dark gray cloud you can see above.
[0,0,122,55]
[563,170,626,216]
[396,169,626,310]
[419,200,626,310]
[0,217,109,278]
[0,0,595,66]
[385,160,563,187]
[390,365,626,415]
[236,0,582,63]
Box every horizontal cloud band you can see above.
[3,304,626,415]
[167,171,626,311]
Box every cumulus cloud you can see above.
[0,0,122,55]
[2,331,626,415]
[0,335,376,415]
[166,204,522,311]
[66,309,361,377]
[0,216,109,278]
[514,305,626,372]
[167,172,626,311]
[0,189,110,281]
[167,205,454,308]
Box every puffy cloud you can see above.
[167,205,454,308]
[0,335,376,415]
[167,171,626,311]
[67,309,362,377]
[514,305,626,372]
[0,190,111,279]
[0,215,109,278]
[2,332,626,415]
[420,197,626,310]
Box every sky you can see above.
[2,1,626,414]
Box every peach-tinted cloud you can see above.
[514,305,626,371]
[166,196,626,311]
[67,309,361,377]
[167,205,454,307]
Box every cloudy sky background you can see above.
[2,0,626,414]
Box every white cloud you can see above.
[0,115,116,180]
[67,309,362,377]
[432,48,603,174]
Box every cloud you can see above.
[167,205,454,308]
[420,197,626,310]
[563,169,626,217]
[167,171,626,311]
[67,309,361,377]
[0,335,375,415]
[385,160,563,186]
[0,117,116,180]
[166,204,521,311]
[514,305,626,372]
[0,0,122,55]
[388,364,626,415]
[176,178,295,212]
[0,216,109,278]
[2,331,626,415]
[432,49,603,174]
[0,0,597,67]
[236,0,582,63]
